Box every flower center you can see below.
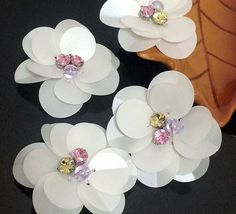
[55,54,84,80]
[139,1,168,25]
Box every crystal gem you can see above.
[139,5,155,18]
[55,54,71,68]
[150,113,166,128]
[151,1,164,11]
[74,165,92,182]
[152,11,168,25]
[71,148,88,165]
[166,119,184,134]
[153,129,170,145]
[70,55,84,67]
[57,157,76,175]
[63,64,78,79]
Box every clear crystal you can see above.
[63,64,78,79]
[151,1,164,11]
[74,165,92,182]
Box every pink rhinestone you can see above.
[153,129,170,145]
[63,64,78,80]
[70,55,84,67]
[74,165,92,182]
[71,148,88,165]
[55,54,71,68]
[139,5,154,18]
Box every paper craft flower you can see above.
[106,71,222,188]
[100,0,197,59]
[13,123,137,213]
[15,19,120,118]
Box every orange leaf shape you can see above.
[137,0,236,127]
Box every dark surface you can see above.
[0,0,236,213]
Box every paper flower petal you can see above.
[33,173,83,214]
[100,0,139,28]
[78,184,125,214]
[112,86,147,114]
[41,124,57,153]
[23,145,59,185]
[75,68,119,95]
[116,99,154,139]
[156,33,197,59]
[13,143,45,188]
[174,157,209,182]
[54,79,91,105]
[106,117,151,153]
[39,80,83,118]
[154,0,184,12]
[118,29,157,52]
[111,53,120,69]
[55,19,86,35]
[67,123,107,158]
[60,27,96,61]
[15,59,48,84]
[147,71,194,119]
[168,0,192,19]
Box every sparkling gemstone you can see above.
[57,157,76,175]
[166,119,184,134]
[139,5,154,18]
[152,11,168,25]
[70,55,84,67]
[55,54,71,68]
[153,129,170,145]
[71,148,88,165]
[150,113,166,128]
[151,1,164,11]
[63,64,78,79]
[74,165,92,182]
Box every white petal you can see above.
[132,142,174,172]
[67,123,107,158]
[54,79,91,105]
[75,68,119,95]
[137,152,180,187]
[118,28,157,52]
[164,17,196,43]
[60,27,96,61]
[13,143,45,188]
[55,19,85,35]
[50,123,73,157]
[23,146,59,185]
[33,173,83,214]
[100,0,139,28]
[15,59,48,84]
[41,124,58,153]
[174,157,209,182]
[39,80,83,118]
[78,184,125,213]
[152,0,183,12]
[168,0,192,19]
[147,71,194,119]
[31,27,60,65]
[156,33,197,59]
[112,86,147,114]
[106,117,151,153]
[27,60,63,78]
[116,99,154,139]
[111,53,120,69]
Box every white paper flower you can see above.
[100,0,197,59]
[106,71,222,188]
[15,19,120,118]
[13,123,137,213]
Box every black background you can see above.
[0,0,236,213]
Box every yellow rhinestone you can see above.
[57,157,75,175]
[150,113,166,128]
[152,11,168,25]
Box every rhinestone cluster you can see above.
[139,1,168,25]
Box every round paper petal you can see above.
[39,79,83,118]
[112,86,147,114]
[132,142,174,172]
[100,0,139,28]
[60,27,96,61]
[31,27,60,65]
[151,0,184,12]
[163,17,196,43]
[15,59,48,84]
[106,117,151,153]
[156,33,197,59]
[116,99,154,139]
[67,123,107,158]
[78,184,125,214]
[118,29,157,52]
[137,152,180,187]
[23,146,59,185]
[33,173,83,214]
[41,124,58,153]
[13,143,45,188]
[147,71,194,119]
[111,52,120,69]
[54,79,91,105]
[168,0,192,19]
[174,157,209,182]
[75,68,119,96]
[55,19,86,35]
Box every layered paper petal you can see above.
[41,124,58,153]
[168,0,192,19]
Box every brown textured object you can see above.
[137,0,236,127]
